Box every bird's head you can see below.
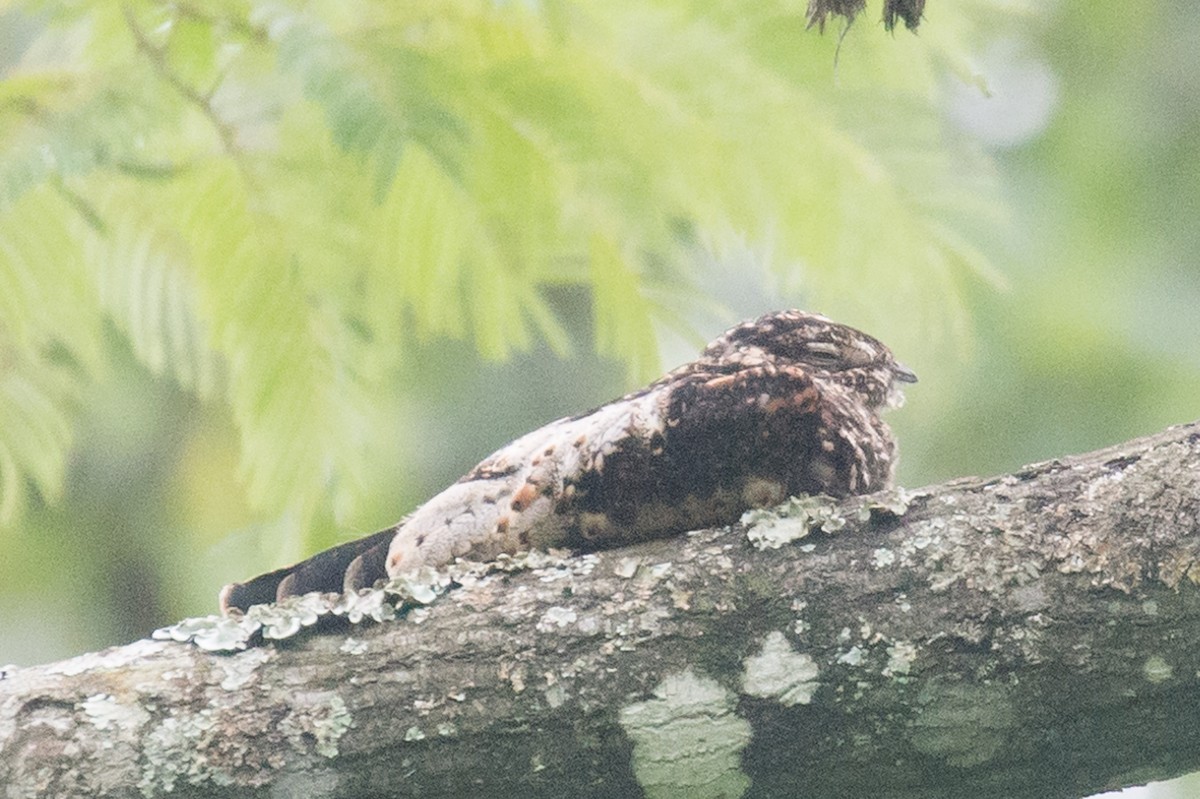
[704,310,917,409]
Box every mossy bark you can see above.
[2,422,1199,799]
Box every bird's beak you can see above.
[892,363,918,384]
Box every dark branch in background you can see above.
[808,0,926,32]
[121,4,244,167]
[2,422,1200,799]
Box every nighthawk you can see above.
[220,310,916,613]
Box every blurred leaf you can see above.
[178,165,372,541]
[82,189,221,397]
[589,233,660,384]
[0,186,101,525]
[0,359,78,523]
[164,14,218,91]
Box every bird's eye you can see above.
[801,340,877,370]
[802,342,844,367]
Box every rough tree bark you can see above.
[2,422,1200,799]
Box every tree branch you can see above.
[3,422,1200,799]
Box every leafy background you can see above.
[1,2,1198,796]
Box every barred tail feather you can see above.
[219,527,397,614]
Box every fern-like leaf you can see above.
[0,186,102,525]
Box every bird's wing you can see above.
[219,385,667,613]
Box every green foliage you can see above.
[0,186,101,523]
[0,0,1006,536]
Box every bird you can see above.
[219,310,916,614]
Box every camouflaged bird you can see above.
[219,310,916,613]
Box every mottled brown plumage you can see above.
[220,310,915,614]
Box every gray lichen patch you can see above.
[618,669,752,799]
[1142,655,1173,683]
[79,692,150,732]
[883,640,918,677]
[872,547,896,568]
[339,637,369,655]
[279,694,353,759]
[741,631,820,706]
[543,680,569,709]
[536,606,578,632]
[383,566,455,604]
[613,556,643,579]
[742,488,915,551]
[884,502,1049,599]
[962,444,1200,594]
[489,548,597,578]
[259,593,341,638]
[218,647,273,691]
[743,494,847,549]
[139,707,229,795]
[150,568,452,651]
[857,487,916,518]
[153,614,263,652]
[48,638,164,676]
[155,552,607,652]
[909,680,1016,767]
[836,645,865,667]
